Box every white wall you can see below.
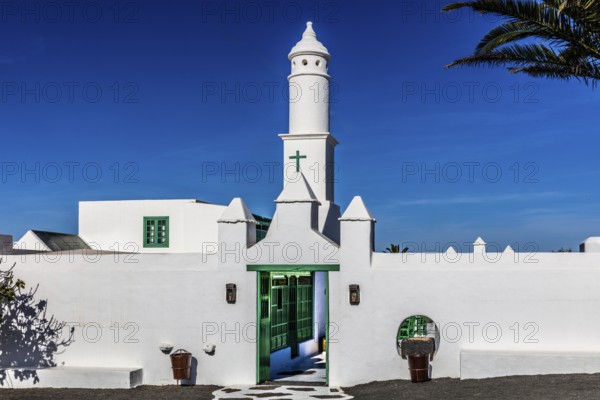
[6,239,600,388]
[328,250,600,386]
[3,251,257,387]
[78,200,226,253]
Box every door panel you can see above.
[258,271,271,382]
[288,276,298,358]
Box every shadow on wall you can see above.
[181,357,199,386]
[0,263,75,387]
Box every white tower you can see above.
[279,22,340,242]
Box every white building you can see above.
[2,22,600,391]
[14,200,271,254]
[79,199,251,254]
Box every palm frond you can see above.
[476,20,538,53]
[443,0,600,86]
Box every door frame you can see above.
[248,264,339,385]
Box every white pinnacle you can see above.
[288,21,330,60]
[217,198,257,224]
[339,196,376,222]
[304,21,317,38]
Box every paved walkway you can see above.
[211,384,353,399]
[211,351,348,399]
[271,352,326,384]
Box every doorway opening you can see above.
[256,270,328,385]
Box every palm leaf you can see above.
[443,0,600,86]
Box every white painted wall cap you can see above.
[339,196,376,222]
[503,245,515,253]
[275,172,320,204]
[445,246,457,256]
[288,22,330,60]
[217,198,258,224]
[473,237,486,245]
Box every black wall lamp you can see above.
[226,283,237,304]
[349,284,360,305]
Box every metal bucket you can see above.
[170,349,192,380]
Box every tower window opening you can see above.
[316,60,321,66]
[302,59,308,66]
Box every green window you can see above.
[144,217,169,248]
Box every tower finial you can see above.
[303,21,316,38]
[289,21,330,60]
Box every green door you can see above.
[258,272,271,382]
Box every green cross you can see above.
[289,150,306,172]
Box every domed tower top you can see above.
[288,22,330,60]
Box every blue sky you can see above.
[1,0,599,252]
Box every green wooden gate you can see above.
[398,315,429,340]
[270,275,290,351]
[258,271,271,382]
[296,274,313,342]
[250,264,339,384]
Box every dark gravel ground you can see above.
[2,374,600,399]
[0,385,222,400]
[344,374,600,400]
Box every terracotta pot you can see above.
[407,354,430,383]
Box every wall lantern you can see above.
[349,284,360,305]
[226,283,237,304]
[159,342,174,354]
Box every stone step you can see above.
[2,366,143,389]
[461,349,600,379]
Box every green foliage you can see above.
[0,261,25,323]
[384,244,410,253]
[557,247,573,252]
[0,259,75,385]
[443,0,600,86]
